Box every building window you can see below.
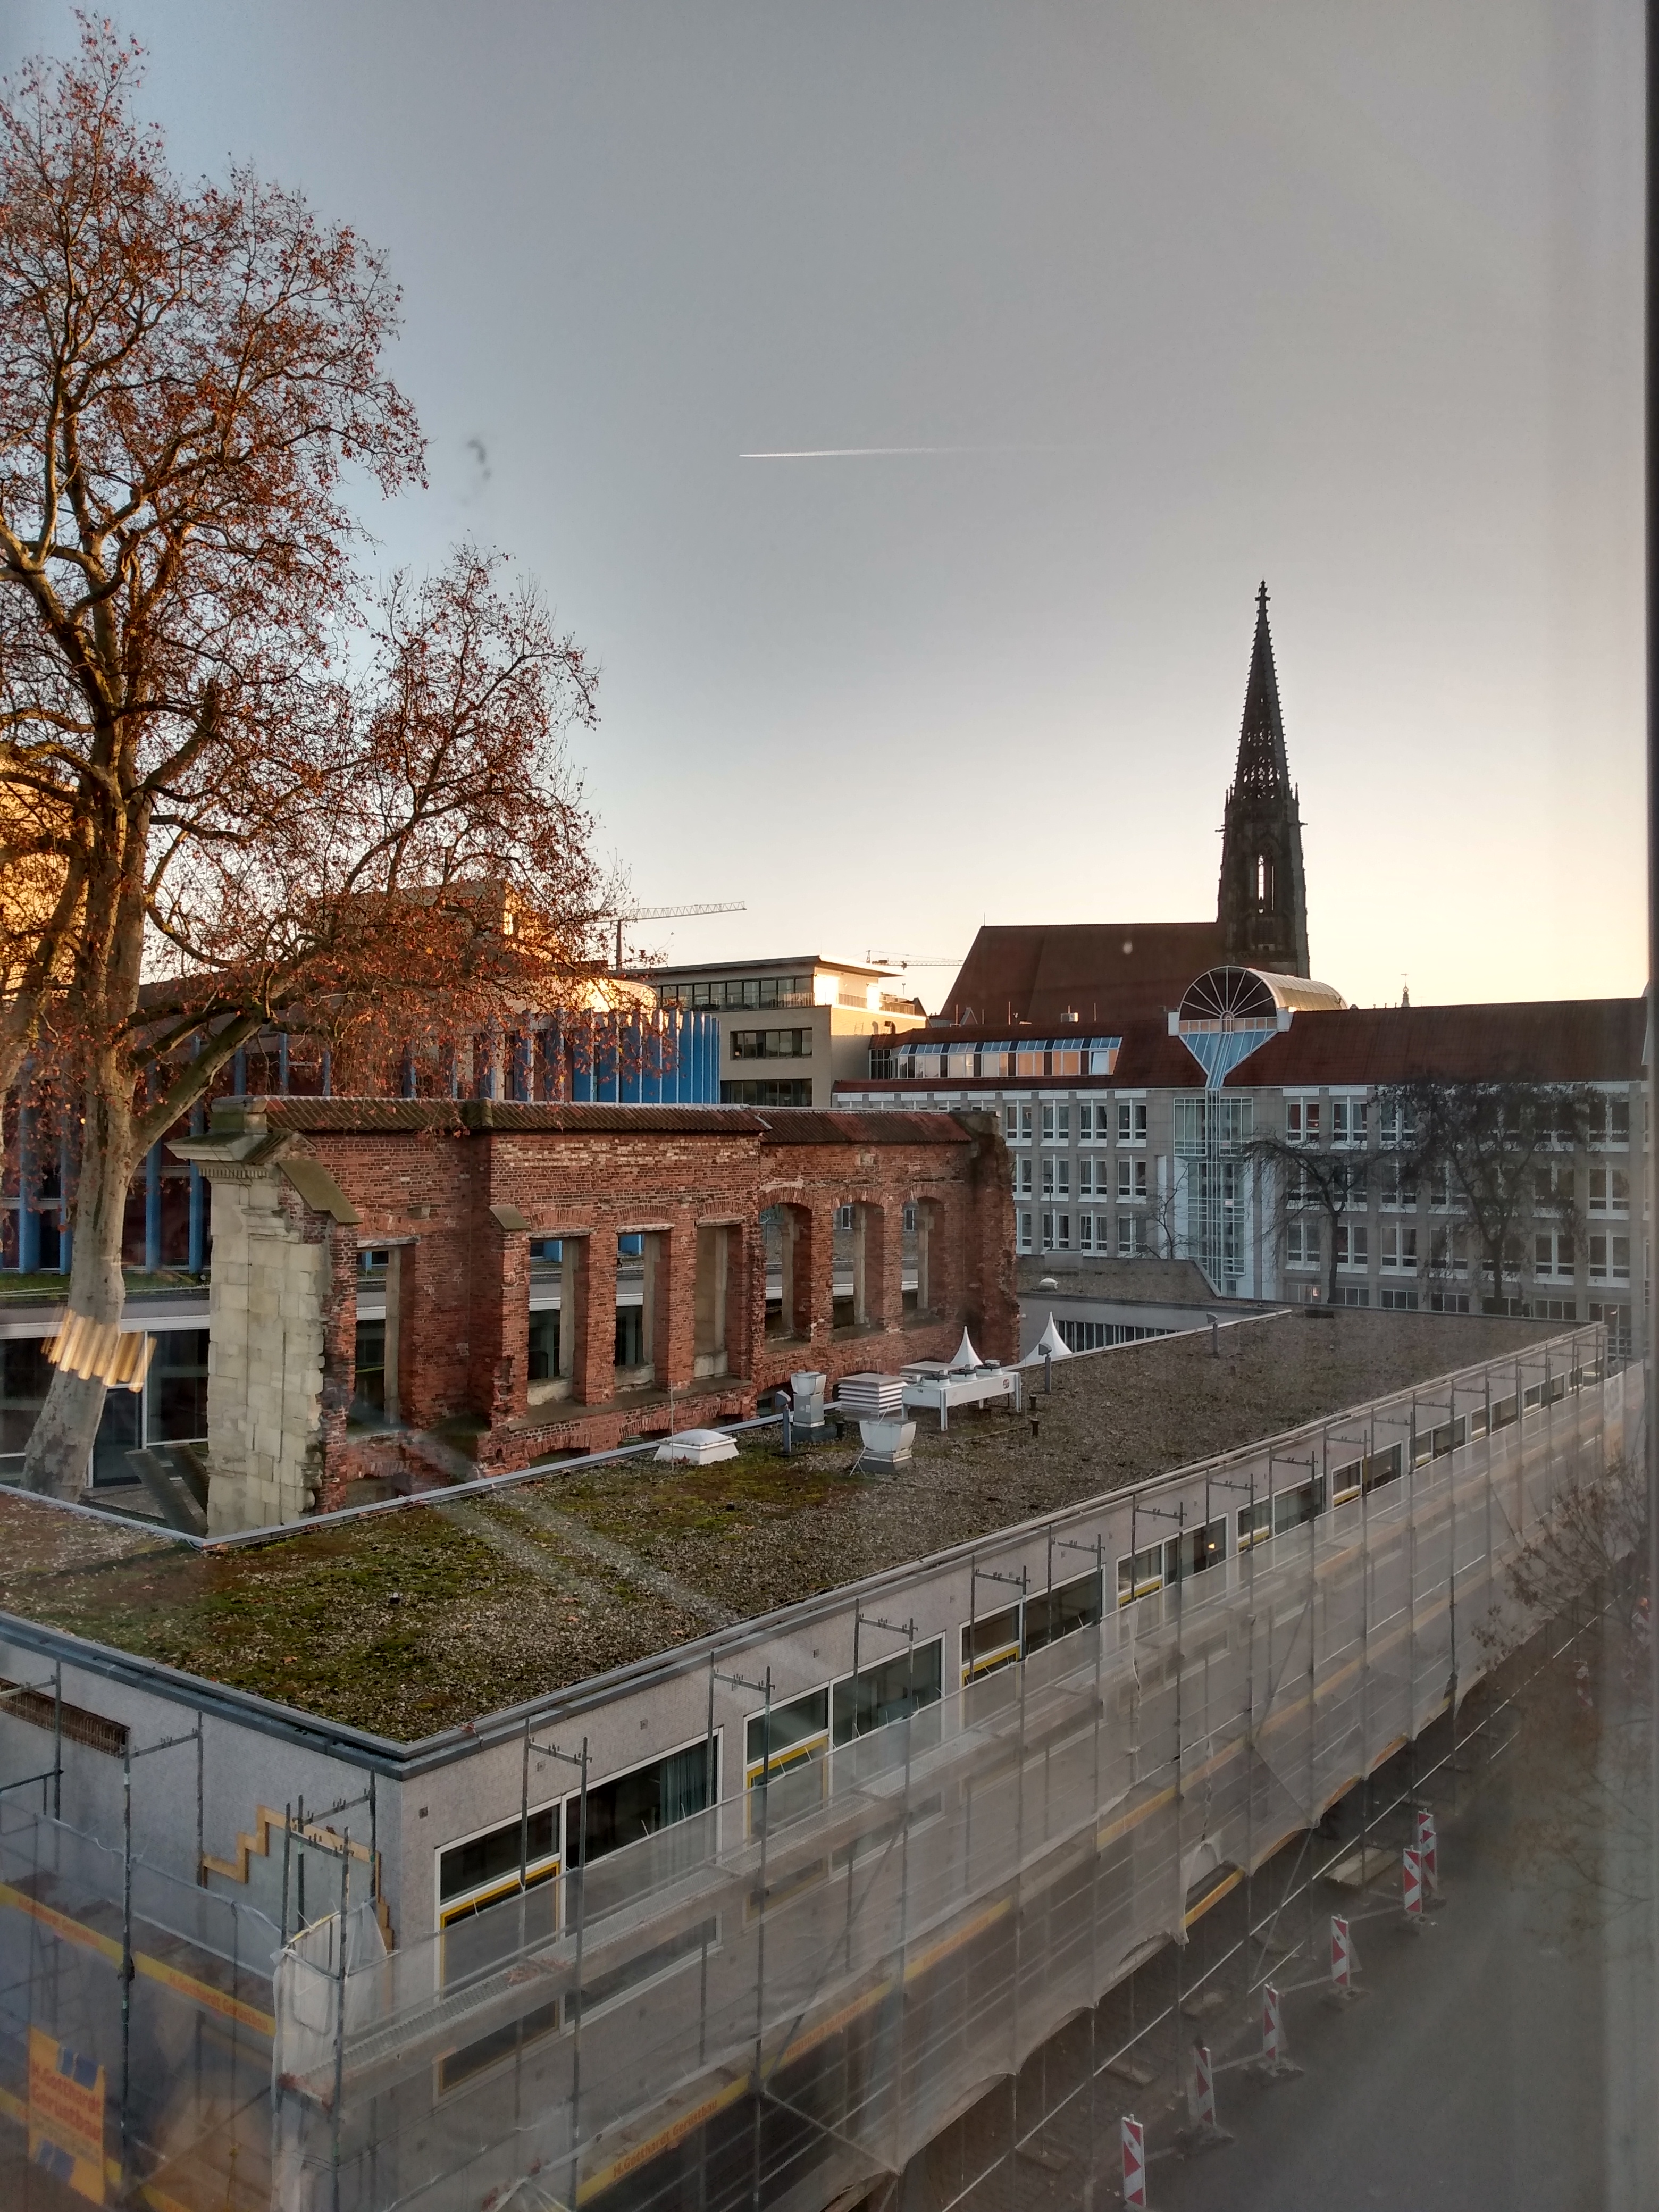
[1117,1216,1147,1258]
[1041,1158,1070,1200]
[1286,1097,1320,1144]
[1589,1235,1631,1284]
[1429,1166,1454,1211]
[1589,1168,1630,1213]
[1004,1103,1033,1144]
[1041,1103,1070,1144]
[1078,1102,1098,1142]
[1079,1213,1094,1252]
[574,1741,713,1866]
[1381,1224,1418,1271]
[1017,1211,1034,1253]
[720,1079,812,1107]
[1429,1226,1465,1275]
[1588,1095,1632,1146]
[1117,1100,1147,1145]
[1335,1225,1369,1269]
[1380,1163,1418,1210]
[1534,1230,1574,1280]
[1079,1158,1099,1198]
[729,1028,812,1060]
[1013,1157,1034,1197]
[1330,1099,1368,1147]
[1589,1302,1632,1355]
[1380,1287,1420,1310]
[1286,1222,1319,1269]
[1378,1099,1418,1149]
[1117,1159,1148,1203]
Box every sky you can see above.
[3,1,1645,1011]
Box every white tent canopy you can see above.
[1020,1314,1073,1368]
[948,1329,983,1372]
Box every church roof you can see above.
[1223,998,1646,1088]
[1230,581,1293,801]
[936,920,1225,1029]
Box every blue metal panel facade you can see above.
[1,1011,723,1277]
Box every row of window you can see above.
[1285,1221,1633,1283]
[873,1041,1119,1082]
[721,1079,812,1107]
[1117,1361,1603,1602]
[1017,1211,1152,1256]
[1291,1160,1632,1214]
[1286,1095,1633,1150]
[659,976,811,1010]
[1003,1100,1148,1146]
[729,1028,812,1060]
[1012,1157,1151,1201]
[1053,1319,1172,1352]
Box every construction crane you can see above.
[597,901,746,970]
[865,950,965,970]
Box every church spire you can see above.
[1217,581,1310,977]
[1233,581,1292,799]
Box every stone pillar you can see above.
[573,1234,614,1404]
[659,1225,696,1392]
[190,1159,346,1535]
[471,1220,529,1427]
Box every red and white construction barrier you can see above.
[1330,1913,1353,1992]
[1402,1845,1424,1923]
[1181,2037,1234,2148]
[1192,2043,1217,2131]
[1415,1807,1439,1896]
[1121,2115,1147,2209]
[1254,1981,1299,2079]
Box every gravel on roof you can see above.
[0,1307,1555,1742]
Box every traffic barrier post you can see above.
[1402,1845,1426,1930]
[1179,2040,1233,2150]
[1328,1912,1364,2003]
[1253,1982,1301,2082]
[1121,2114,1148,2209]
[1415,1808,1440,1899]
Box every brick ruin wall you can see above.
[193,1103,1017,1517]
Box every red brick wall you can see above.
[254,1101,1016,1484]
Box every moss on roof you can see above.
[0,1308,1556,1742]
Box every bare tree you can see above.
[1380,1080,1596,1316]
[1241,1129,1365,1305]
[0,31,614,1493]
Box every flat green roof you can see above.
[0,1308,1553,1742]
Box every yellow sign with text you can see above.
[28,2027,105,2203]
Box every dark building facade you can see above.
[1216,583,1311,977]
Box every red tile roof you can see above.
[1225,999,1647,1088]
[937,921,1227,1028]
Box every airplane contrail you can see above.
[740,446,976,459]
[739,443,1083,459]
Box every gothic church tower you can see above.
[1217,582,1310,976]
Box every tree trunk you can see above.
[1327,1207,1341,1304]
[23,1081,139,1500]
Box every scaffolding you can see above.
[0,1330,1640,2212]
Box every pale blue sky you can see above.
[3,1,1644,1009]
